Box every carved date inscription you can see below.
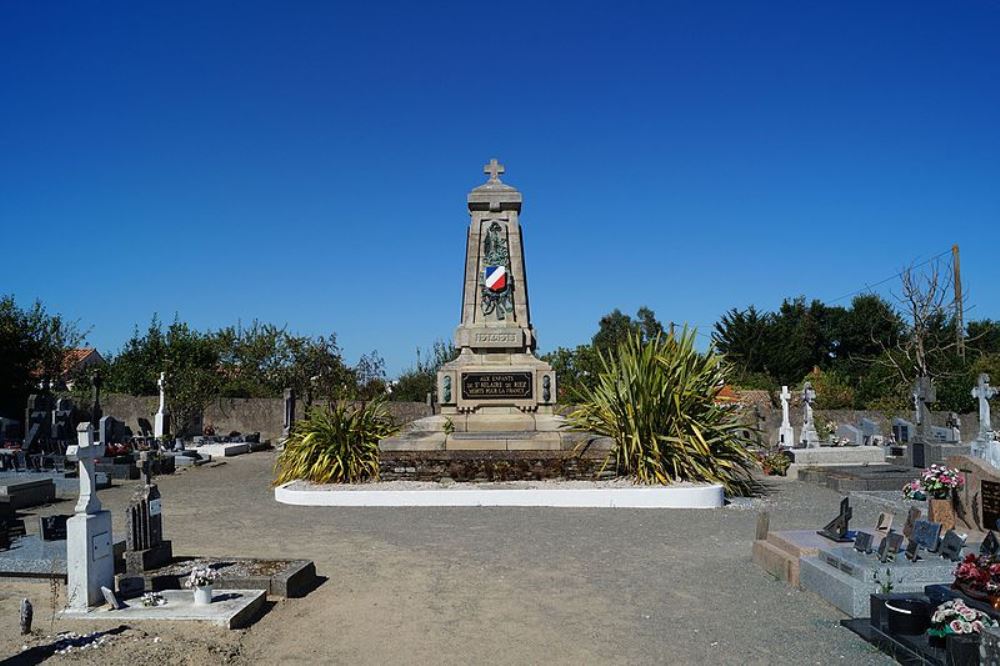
[461,372,533,400]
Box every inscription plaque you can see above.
[983,480,1000,532]
[461,372,533,400]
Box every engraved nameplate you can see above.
[149,499,162,516]
[461,372,533,400]
[983,480,1000,531]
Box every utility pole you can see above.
[953,244,965,358]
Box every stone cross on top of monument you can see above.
[484,158,504,183]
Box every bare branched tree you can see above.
[875,256,965,385]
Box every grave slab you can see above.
[799,545,962,616]
[0,478,56,509]
[788,447,885,466]
[752,530,883,587]
[191,443,249,458]
[797,465,916,492]
[60,588,266,629]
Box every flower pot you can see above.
[945,633,980,666]
[929,498,957,532]
[193,585,213,606]
[885,598,931,635]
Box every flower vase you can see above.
[928,498,956,532]
[945,633,979,666]
[194,585,213,606]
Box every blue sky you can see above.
[2,1,998,376]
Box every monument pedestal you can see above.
[66,510,114,611]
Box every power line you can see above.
[825,248,952,304]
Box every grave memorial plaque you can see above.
[460,372,533,400]
[854,531,874,554]
[903,507,922,539]
[982,531,1000,557]
[982,480,1000,533]
[878,531,904,563]
[905,538,921,562]
[913,520,943,552]
[875,513,893,535]
[939,530,967,562]
[39,515,68,541]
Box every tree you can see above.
[0,295,84,418]
[391,340,458,402]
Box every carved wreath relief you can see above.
[480,222,513,320]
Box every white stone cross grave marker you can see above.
[778,385,795,449]
[154,371,167,438]
[800,382,820,448]
[65,422,114,610]
[973,373,998,441]
[483,158,505,182]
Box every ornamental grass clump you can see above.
[273,399,397,485]
[567,330,757,496]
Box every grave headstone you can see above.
[799,382,820,448]
[877,531,903,563]
[912,520,942,552]
[777,385,794,448]
[282,388,296,441]
[853,531,873,554]
[123,461,172,573]
[904,538,921,562]
[860,418,882,447]
[835,423,862,446]
[65,423,114,611]
[902,507,922,539]
[23,390,55,453]
[39,514,69,541]
[939,529,967,562]
[90,370,103,424]
[892,417,914,444]
[154,371,168,438]
[51,398,75,446]
[101,585,124,610]
[818,497,852,542]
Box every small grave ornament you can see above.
[981,531,1000,557]
[905,538,921,562]
[853,531,874,554]
[912,520,943,553]
[817,498,853,542]
[939,530,967,562]
[875,513,893,535]
[902,507,922,539]
[877,531,904,563]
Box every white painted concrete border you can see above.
[274,482,724,508]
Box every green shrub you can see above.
[567,330,757,495]
[273,399,397,485]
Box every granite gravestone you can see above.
[902,507,922,539]
[939,530,967,562]
[877,531,904,563]
[39,515,69,541]
[875,513,893,535]
[123,462,172,573]
[854,531,874,554]
[981,531,1000,557]
[912,520,942,552]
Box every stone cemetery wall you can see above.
[102,394,432,442]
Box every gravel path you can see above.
[0,454,894,665]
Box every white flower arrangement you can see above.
[140,592,167,607]
[184,566,220,589]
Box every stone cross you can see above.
[974,373,998,441]
[912,376,936,427]
[154,371,168,438]
[68,423,102,515]
[282,388,296,440]
[777,385,795,448]
[800,382,820,448]
[484,158,505,183]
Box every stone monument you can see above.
[380,160,583,452]
[799,382,820,448]
[154,372,168,439]
[777,385,795,448]
[971,373,999,466]
[124,462,172,572]
[905,376,936,468]
[282,388,296,441]
[65,423,114,611]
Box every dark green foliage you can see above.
[0,295,84,418]
[391,340,457,402]
[567,330,757,496]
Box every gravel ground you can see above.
[0,453,895,665]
